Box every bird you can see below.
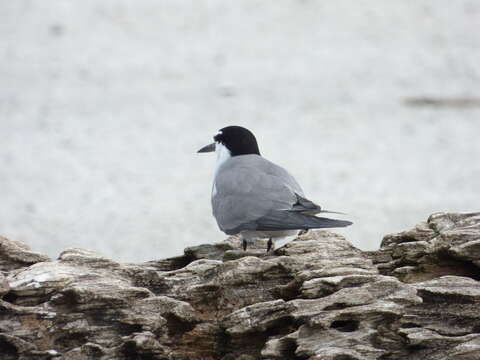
[197,126,352,252]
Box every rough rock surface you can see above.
[1,212,480,360]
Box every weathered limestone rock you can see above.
[0,212,479,359]
[372,212,480,282]
[0,236,50,272]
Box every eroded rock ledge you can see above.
[1,212,480,360]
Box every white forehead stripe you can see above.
[216,130,223,136]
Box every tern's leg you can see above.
[267,238,273,252]
[240,233,255,251]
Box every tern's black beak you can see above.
[197,143,216,153]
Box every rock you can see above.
[0,273,10,297]
[184,243,234,261]
[373,212,480,282]
[0,212,480,359]
[0,236,50,272]
[223,300,292,335]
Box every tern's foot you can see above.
[267,238,273,252]
[242,239,247,251]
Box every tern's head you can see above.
[197,126,261,156]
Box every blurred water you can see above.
[1,1,479,261]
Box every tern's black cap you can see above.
[214,126,261,156]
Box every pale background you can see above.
[1,1,479,262]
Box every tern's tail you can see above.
[318,209,348,216]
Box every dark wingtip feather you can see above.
[246,211,353,232]
[310,216,353,228]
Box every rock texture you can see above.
[1,212,480,360]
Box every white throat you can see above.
[212,142,231,197]
[214,142,232,174]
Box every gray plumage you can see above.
[212,155,351,236]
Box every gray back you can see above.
[212,155,304,233]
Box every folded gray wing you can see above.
[212,155,351,235]
[212,155,304,233]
